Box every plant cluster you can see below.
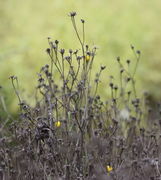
[1,12,161,180]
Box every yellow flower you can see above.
[106,165,113,173]
[85,55,90,62]
[55,121,61,127]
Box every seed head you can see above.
[65,56,71,61]
[127,77,131,82]
[69,49,73,54]
[69,12,77,17]
[116,56,120,62]
[131,45,134,50]
[126,59,131,64]
[136,50,141,55]
[109,83,114,88]
[45,64,49,69]
[77,56,82,61]
[101,66,106,70]
[60,49,65,55]
[114,85,118,90]
[55,40,59,44]
[46,48,50,54]
[120,69,124,73]
[73,49,78,55]
[81,19,85,23]
[86,45,89,51]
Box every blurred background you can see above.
[1,0,161,115]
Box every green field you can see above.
[1,0,161,113]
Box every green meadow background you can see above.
[1,0,161,114]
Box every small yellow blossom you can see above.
[85,55,90,62]
[106,165,113,173]
[55,121,61,127]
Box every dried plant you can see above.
[0,12,161,180]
